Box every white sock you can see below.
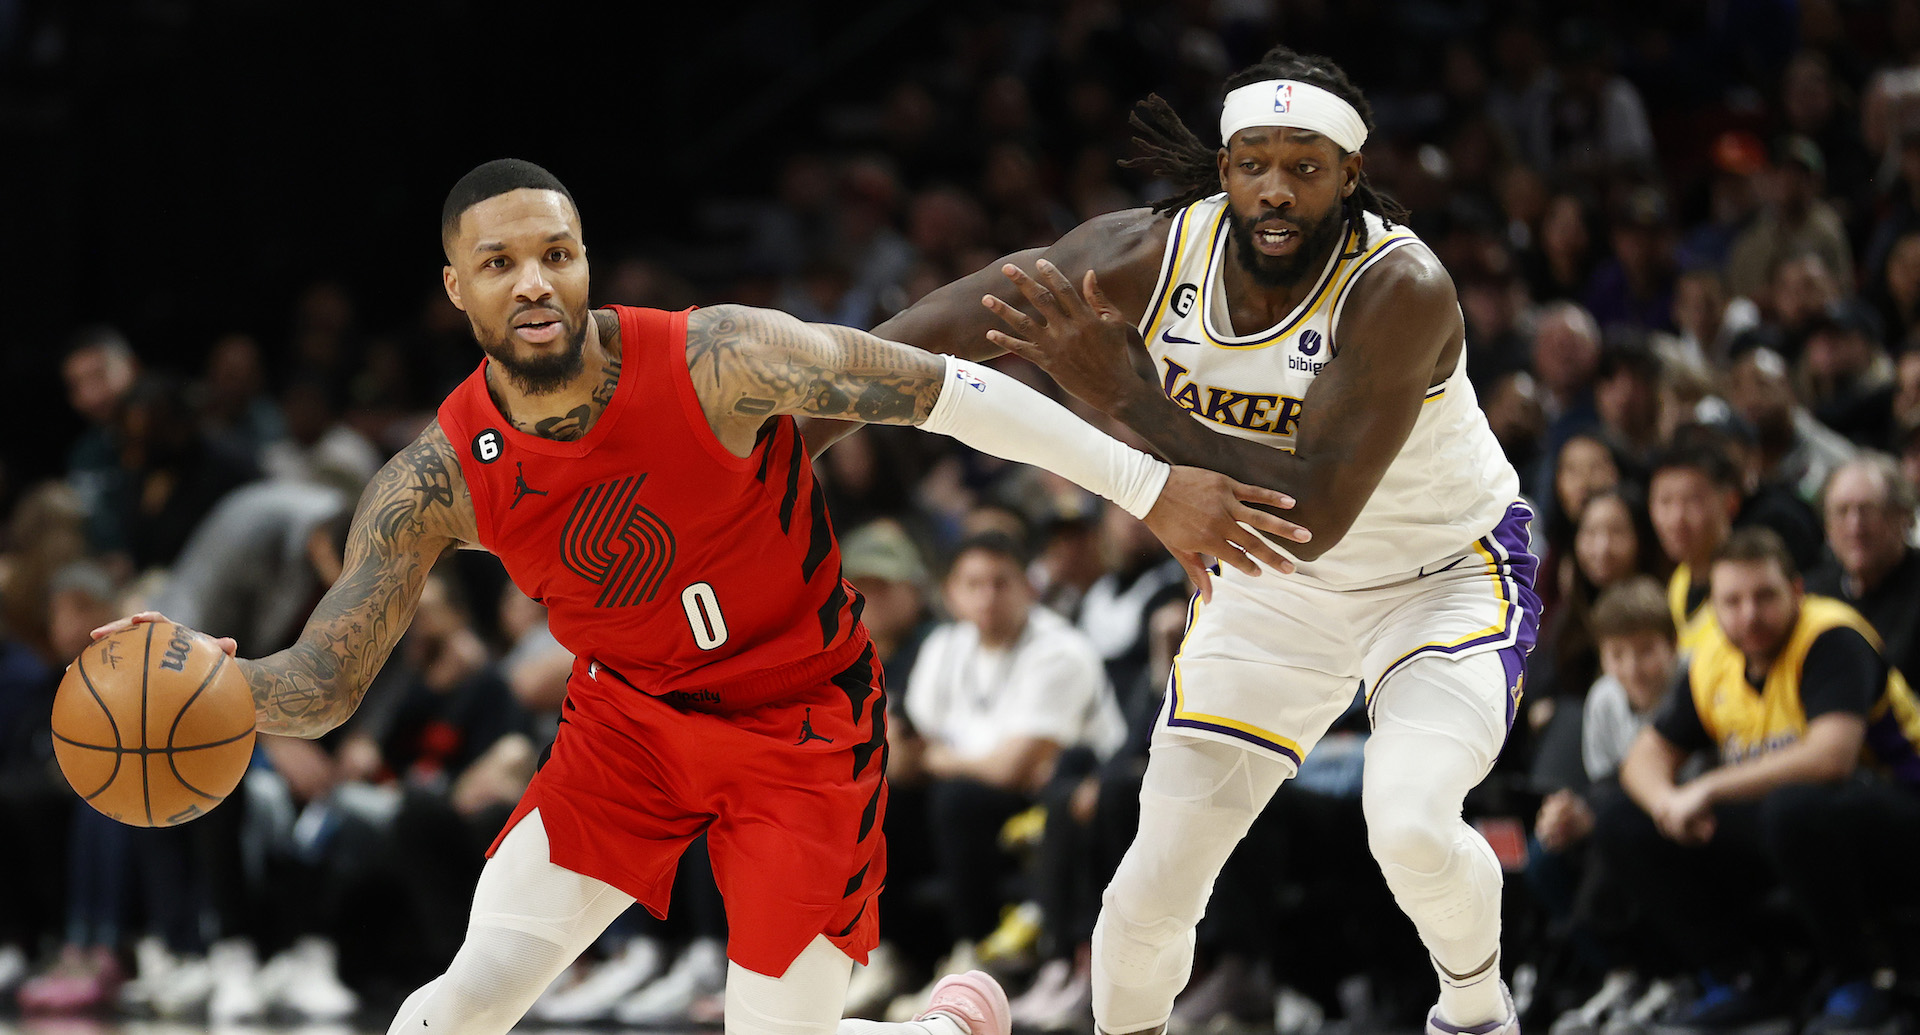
[839,1013,969,1035]
[1434,951,1505,1028]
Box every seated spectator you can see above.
[1583,188,1677,337]
[1597,528,1920,1034]
[1648,442,1743,651]
[1725,347,1856,506]
[1659,267,1760,376]
[61,328,138,557]
[1808,455,1920,679]
[195,334,286,463]
[1537,433,1623,635]
[104,373,261,572]
[1531,576,1679,1034]
[1799,300,1898,450]
[893,532,1124,956]
[1727,137,1855,302]
[1530,486,1662,722]
[1590,343,1662,472]
[1673,420,1827,573]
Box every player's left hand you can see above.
[1144,466,1311,599]
[982,260,1158,416]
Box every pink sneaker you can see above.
[917,970,1012,1035]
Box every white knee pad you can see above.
[1092,737,1289,1033]
[1361,656,1508,960]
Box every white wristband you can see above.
[920,355,1171,519]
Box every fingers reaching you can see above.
[1234,502,1312,544]
[90,611,167,641]
[1227,479,1297,512]
[1001,262,1071,322]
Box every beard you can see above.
[1229,203,1348,289]
[475,307,590,395]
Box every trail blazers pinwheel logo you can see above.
[560,474,677,608]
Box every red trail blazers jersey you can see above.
[436,305,866,715]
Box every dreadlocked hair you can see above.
[1122,44,1410,253]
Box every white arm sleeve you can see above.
[919,356,1171,519]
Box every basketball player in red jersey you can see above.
[89,159,1308,1035]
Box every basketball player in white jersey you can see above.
[858,45,1541,1035]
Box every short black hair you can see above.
[1596,342,1662,384]
[441,158,576,252]
[1651,440,1743,493]
[947,531,1030,576]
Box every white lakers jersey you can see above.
[1137,195,1520,588]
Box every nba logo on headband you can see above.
[1273,84,1292,113]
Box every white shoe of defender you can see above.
[1428,981,1520,1035]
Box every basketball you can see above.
[51,620,257,828]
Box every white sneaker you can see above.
[0,943,27,995]
[264,936,358,1021]
[613,938,727,1026]
[1010,958,1074,1027]
[149,953,215,1018]
[1275,985,1327,1035]
[119,936,175,1011]
[844,941,908,1020]
[532,937,665,1023]
[1554,971,1642,1035]
[207,939,268,1023]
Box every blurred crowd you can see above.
[6,0,1920,1031]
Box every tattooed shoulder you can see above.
[366,421,479,548]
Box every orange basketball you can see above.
[52,620,257,827]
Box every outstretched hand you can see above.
[982,260,1159,415]
[1144,467,1311,601]
[89,610,238,659]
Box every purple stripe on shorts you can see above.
[1165,713,1305,767]
[1498,642,1527,735]
[1489,501,1543,656]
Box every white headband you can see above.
[1220,79,1368,153]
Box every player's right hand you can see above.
[1143,467,1311,601]
[89,611,238,659]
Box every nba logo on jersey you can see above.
[956,369,987,392]
[1298,329,1323,356]
[1273,83,1292,112]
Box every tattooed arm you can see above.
[90,422,478,738]
[680,304,1310,587]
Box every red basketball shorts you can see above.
[490,641,888,978]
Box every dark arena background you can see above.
[5,0,1920,1033]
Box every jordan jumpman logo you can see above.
[794,707,834,745]
[511,462,549,510]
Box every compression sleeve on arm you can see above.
[919,355,1171,519]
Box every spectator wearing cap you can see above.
[1680,131,1768,274]
[839,518,935,679]
[1808,455,1920,681]
[1727,135,1855,301]
[1725,347,1858,506]
[1801,300,1898,449]
[1598,527,1920,1034]
[1584,188,1679,336]
[1764,252,1846,347]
